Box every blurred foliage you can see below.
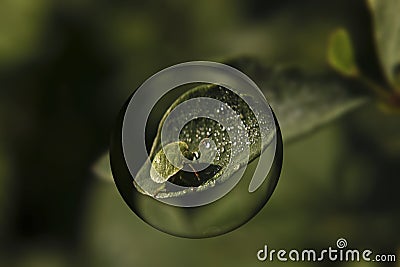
[0,0,399,266]
[368,0,400,90]
[228,58,369,141]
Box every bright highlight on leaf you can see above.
[150,141,189,183]
[327,28,358,77]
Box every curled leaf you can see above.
[133,84,276,198]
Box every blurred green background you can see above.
[0,0,399,266]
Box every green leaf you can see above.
[94,57,370,183]
[327,28,358,77]
[368,0,400,89]
[134,84,276,198]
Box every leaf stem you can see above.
[358,74,391,101]
[357,73,400,112]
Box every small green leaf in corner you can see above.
[327,28,359,77]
